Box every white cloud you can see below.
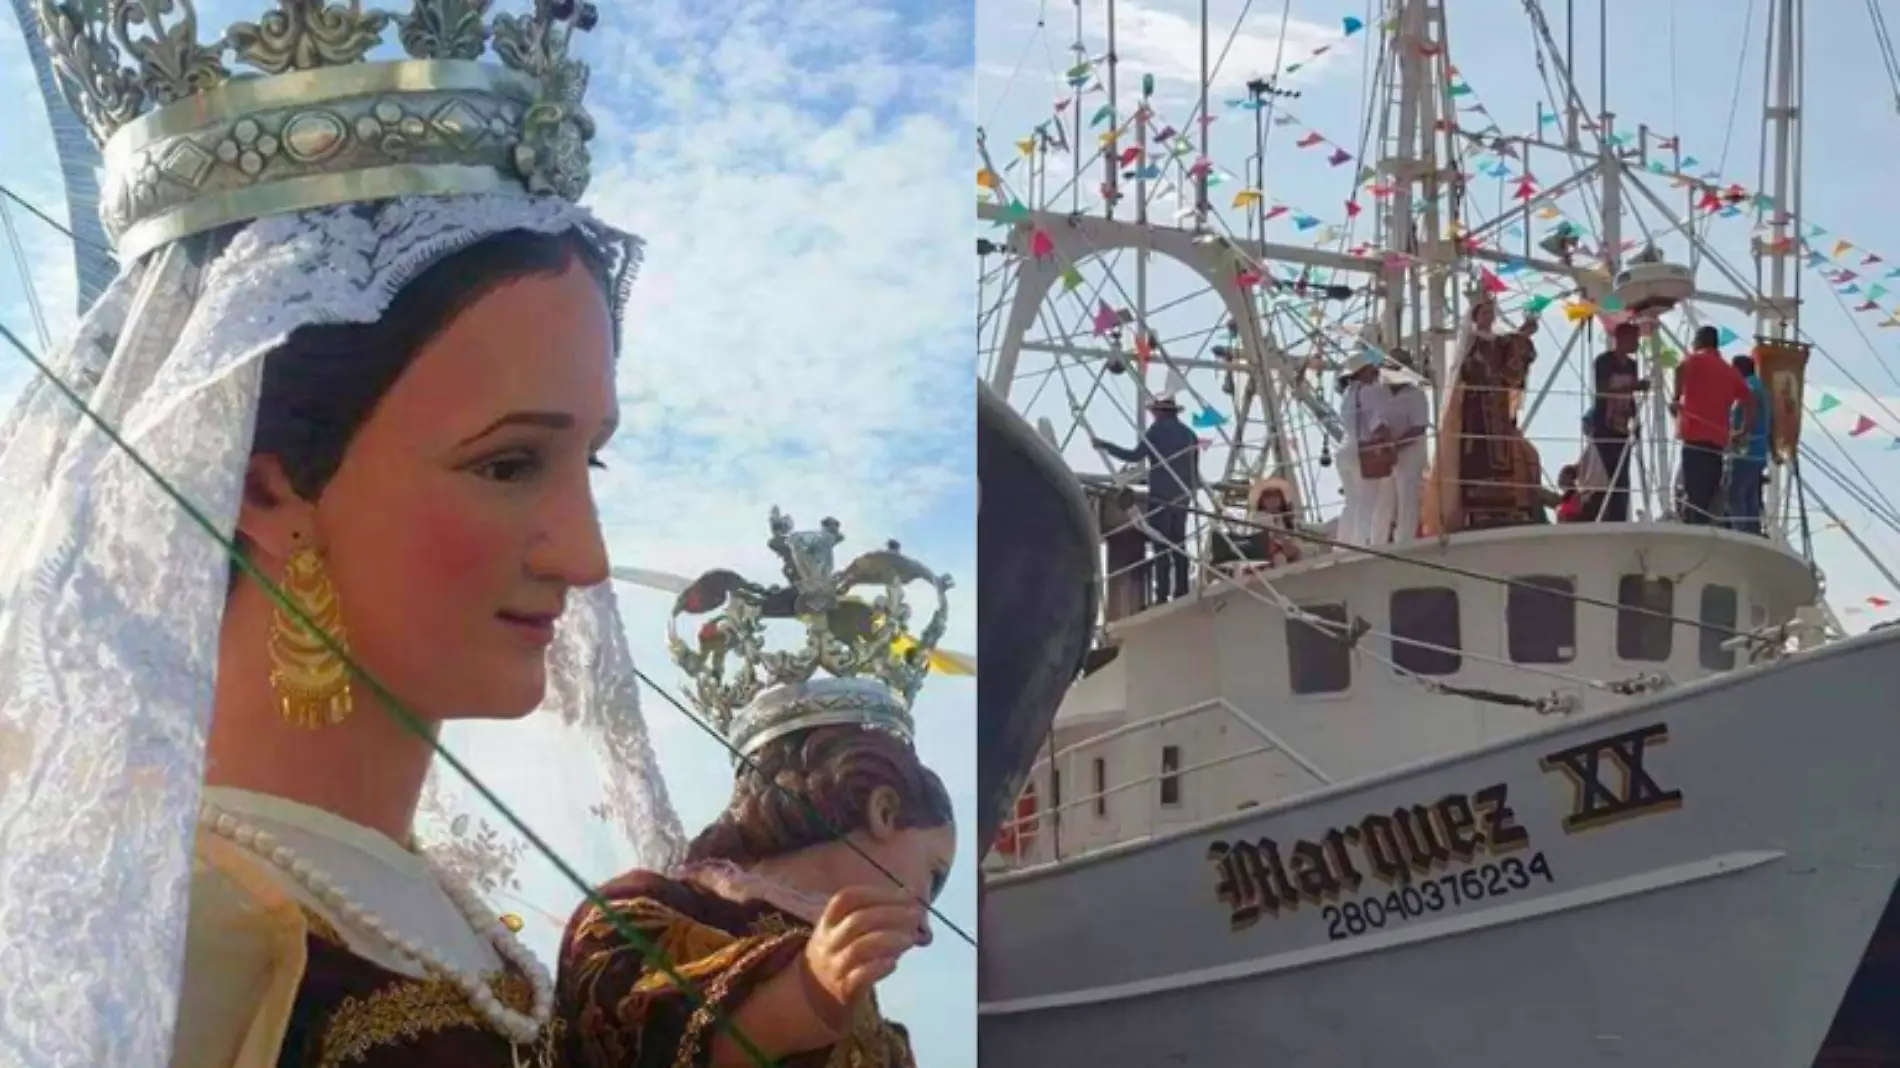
[1113,0,1350,95]
[579,2,974,547]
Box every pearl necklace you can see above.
[197,801,553,1046]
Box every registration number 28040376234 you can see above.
[1320,852,1554,941]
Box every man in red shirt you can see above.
[1670,325,1757,525]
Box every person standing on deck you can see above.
[1370,354,1432,543]
[1670,325,1756,525]
[1588,320,1649,521]
[1727,353,1773,536]
[1093,395,1201,605]
[1337,350,1390,545]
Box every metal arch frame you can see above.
[6,0,115,317]
[975,200,1381,498]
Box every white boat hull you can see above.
[978,628,1900,1066]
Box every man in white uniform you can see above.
[1337,348,1388,545]
[1370,353,1433,543]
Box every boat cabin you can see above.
[986,520,1818,871]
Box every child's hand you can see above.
[798,885,923,1025]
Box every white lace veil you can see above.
[0,193,684,1068]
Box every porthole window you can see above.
[1699,584,1739,671]
[1508,576,1576,664]
[1617,575,1675,662]
[1390,587,1462,675]
[1287,602,1352,694]
[1160,745,1182,806]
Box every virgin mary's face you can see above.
[316,256,617,719]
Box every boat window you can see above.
[1699,585,1739,671]
[1092,758,1107,817]
[1617,575,1675,662]
[1390,587,1461,675]
[1160,745,1182,806]
[1508,575,1576,664]
[1287,602,1353,694]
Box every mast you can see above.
[1071,0,1085,216]
[1195,0,1210,227]
[1379,0,1421,354]
[1379,0,1455,381]
[1757,0,1803,546]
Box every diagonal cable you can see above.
[0,316,800,1068]
[0,183,975,944]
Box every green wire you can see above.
[0,190,976,944]
[0,319,786,1067]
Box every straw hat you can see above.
[1148,394,1183,412]
[1249,474,1300,511]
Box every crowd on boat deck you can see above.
[1095,297,1780,612]
[1333,306,1772,544]
[1330,304,1770,543]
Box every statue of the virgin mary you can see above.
[0,1,682,1065]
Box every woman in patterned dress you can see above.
[1427,299,1548,533]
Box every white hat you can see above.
[1345,345,1384,373]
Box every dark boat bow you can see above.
[976,380,1100,851]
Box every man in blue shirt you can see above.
[1727,354,1772,536]
[1093,395,1202,605]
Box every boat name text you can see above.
[1206,782,1529,931]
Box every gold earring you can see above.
[268,545,354,729]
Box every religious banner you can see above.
[1753,337,1811,462]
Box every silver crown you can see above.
[666,508,954,764]
[27,0,601,259]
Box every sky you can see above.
[976,0,1900,633]
[0,1,977,1065]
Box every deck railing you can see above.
[987,698,1332,871]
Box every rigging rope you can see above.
[0,194,50,352]
[1866,0,1900,115]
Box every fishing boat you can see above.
[975,0,1900,1062]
